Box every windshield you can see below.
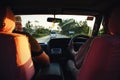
[15,15,95,44]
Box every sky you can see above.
[17,15,95,30]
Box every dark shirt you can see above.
[13,30,43,57]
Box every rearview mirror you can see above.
[47,17,62,23]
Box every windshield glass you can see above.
[15,15,95,44]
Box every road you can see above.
[36,34,68,44]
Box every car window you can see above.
[15,15,95,44]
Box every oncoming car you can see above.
[0,0,120,80]
[50,31,57,39]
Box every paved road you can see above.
[36,35,50,44]
[36,34,68,44]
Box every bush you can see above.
[32,33,48,38]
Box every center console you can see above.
[35,63,64,80]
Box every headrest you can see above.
[0,6,15,33]
[108,7,120,35]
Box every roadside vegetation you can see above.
[23,18,104,38]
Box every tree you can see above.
[98,28,105,36]
[58,19,90,36]
[80,21,90,35]
[24,21,34,34]
[26,21,31,28]
[32,27,50,38]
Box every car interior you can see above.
[0,0,120,80]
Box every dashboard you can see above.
[40,37,88,63]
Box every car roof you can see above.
[1,0,119,16]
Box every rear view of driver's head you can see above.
[108,7,120,35]
[0,6,15,33]
[15,16,23,32]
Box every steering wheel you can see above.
[68,34,89,55]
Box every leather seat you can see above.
[77,7,120,80]
[0,6,35,80]
[67,37,94,80]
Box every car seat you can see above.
[77,7,120,80]
[0,6,35,80]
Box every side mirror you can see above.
[47,17,62,23]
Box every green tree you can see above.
[23,21,34,34]
[80,21,90,35]
[23,20,50,38]
[32,27,50,38]
[98,28,105,36]
[58,19,90,36]
[35,27,49,34]
[25,21,31,28]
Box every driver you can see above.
[13,16,50,70]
